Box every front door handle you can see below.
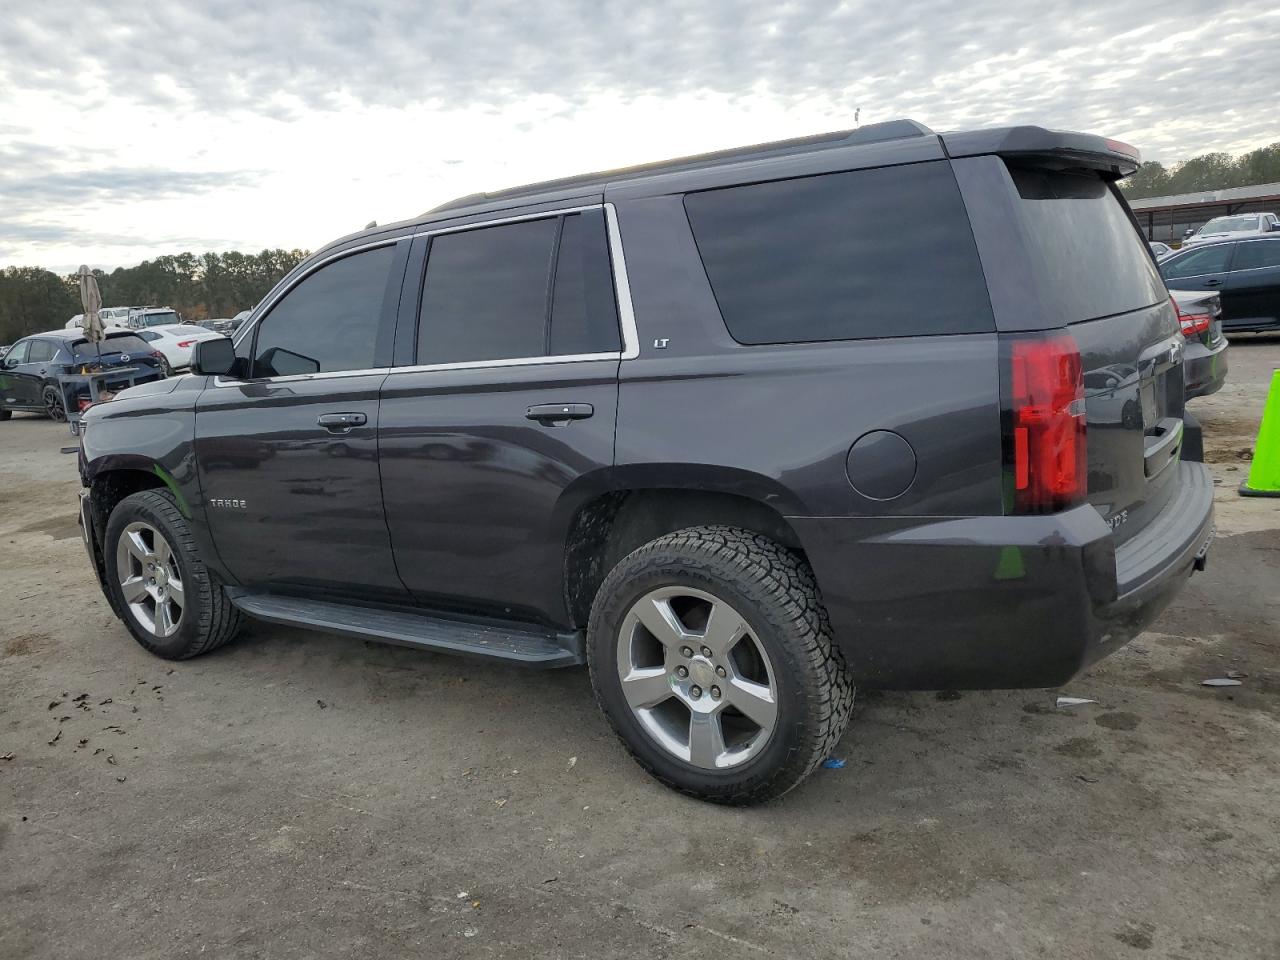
[526,402,594,425]
[1203,278,1223,287]
[317,412,367,433]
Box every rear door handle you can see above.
[526,402,594,425]
[317,412,367,433]
[1202,278,1223,287]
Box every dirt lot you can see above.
[2,338,1278,960]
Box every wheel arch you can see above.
[562,483,807,630]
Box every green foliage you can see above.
[0,248,308,345]
[0,266,81,345]
[1122,141,1280,200]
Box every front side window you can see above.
[1232,240,1280,271]
[1161,244,1234,280]
[684,161,995,344]
[4,340,30,365]
[252,246,395,377]
[416,209,620,364]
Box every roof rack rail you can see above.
[426,118,935,215]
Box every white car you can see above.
[65,307,135,329]
[132,324,224,374]
[1183,212,1280,246]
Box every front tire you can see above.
[587,526,854,804]
[103,490,242,659]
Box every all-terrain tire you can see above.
[587,525,855,804]
[103,489,243,659]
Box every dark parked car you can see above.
[76,121,1214,803]
[0,330,166,421]
[1159,235,1280,332]
[1168,289,1228,398]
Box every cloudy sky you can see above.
[2,0,1277,272]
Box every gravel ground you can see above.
[2,337,1278,959]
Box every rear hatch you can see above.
[72,333,164,386]
[948,135,1184,543]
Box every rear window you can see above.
[74,334,151,359]
[683,160,995,344]
[1006,166,1167,322]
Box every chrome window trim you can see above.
[220,200,640,387]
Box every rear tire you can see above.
[42,386,65,422]
[0,409,11,421]
[103,490,242,659]
[587,525,854,804]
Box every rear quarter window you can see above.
[683,160,995,344]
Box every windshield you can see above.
[139,311,180,327]
[1199,216,1259,234]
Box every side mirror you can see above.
[190,337,237,377]
[1184,228,1195,237]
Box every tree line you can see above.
[0,248,308,345]
[1120,141,1280,200]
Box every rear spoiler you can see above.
[941,126,1141,180]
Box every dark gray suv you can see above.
[76,120,1214,803]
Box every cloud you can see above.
[1,1,1277,269]
[3,1,1277,159]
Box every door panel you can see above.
[1222,241,1280,329]
[191,240,408,597]
[0,341,39,408]
[194,374,404,595]
[379,361,618,624]
[1159,243,1233,295]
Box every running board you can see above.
[227,592,584,668]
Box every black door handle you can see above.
[526,402,594,425]
[1203,279,1223,286]
[317,412,367,433]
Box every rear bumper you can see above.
[791,461,1214,689]
[1184,337,1228,399]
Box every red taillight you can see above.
[177,339,197,348]
[1007,333,1087,514]
[1173,300,1211,338]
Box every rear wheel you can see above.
[588,525,855,804]
[158,356,174,377]
[104,490,242,659]
[42,386,65,422]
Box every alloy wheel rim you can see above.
[616,586,777,770]
[44,391,64,421]
[115,521,185,638]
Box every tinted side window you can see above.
[684,161,994,344]
[27,340,55,363]
[4,341,30,364]
[418,218,558,364]
[252,246,395,377]
[1161,244,1233,280]
[1233,240,1280,271]
[550,210,621,355]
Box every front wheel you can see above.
[588,526,855,804]
[103,490,242,659]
